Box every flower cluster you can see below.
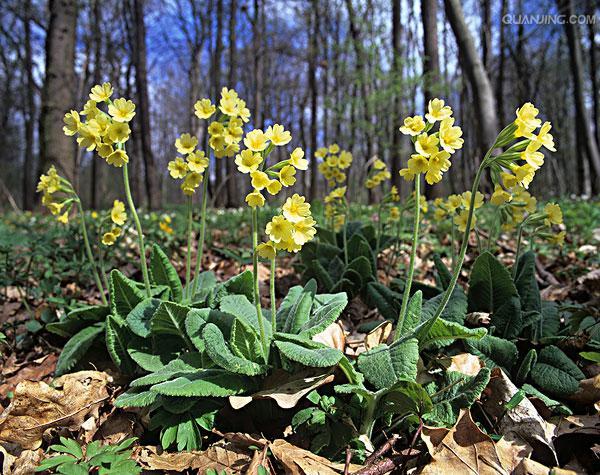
[167,134,210,195]
[37,166,73,223]
[399,98,463,185]
[159,215,174,235]
[432,191,484,232]
[324,186,348,230]
[63,82,135,168]
[365,158,392,189]
[237,124,307,208]
[101,200,127,246]
[257,194,317,258]
[316,144,353,188]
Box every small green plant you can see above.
[35,437,140,475]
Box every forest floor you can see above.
[1,199,599,474]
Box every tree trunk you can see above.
[90,0,102,209]
[557,0,600,189]
[212,0,224,205]
[308,0,319,200]
[391,0,403,191]
[132,0,161,208]
[444,0,498,155]
[39,0,77,186]
[587,0,599,146]
[22,0,35,210]
[495,0,507,125]
[252,0,264,129]
[225,0,238,207]
[480,0,491,72]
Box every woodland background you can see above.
[0,0,599,211]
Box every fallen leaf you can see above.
[364,321,392,351]
[482,368,557,466]
[229,370,334,410]
[312,322,346,351]
[0,354,57,397]
[421,409,509,475]
[439,353,484,376]
[567,374,600,406]
[269,439,361,474]
[513,458,579,475]
[0,371,111,449]
[0,445,43,475]
[553,415,600,438]
[133,443,252,472]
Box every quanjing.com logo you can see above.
[502,14,597,24]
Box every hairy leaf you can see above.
[277,280,316,333]
[468,251,518,313]
[415,317,486,350]
[46,305,109,338]
[150,244,183,302]
[131,353,204,387]
[514,251,542,314]
[299,292,348,338]
[109,270,145,319]
[114,388,159,408]
[126,298,160,338]
[464,335,519,372]
[55,323,105,375]
[150,301,192,347]
[530,345,585,397]
[150,370,250,397]
[357,338,419,391]
[274,333,343,368]
[106,315,136,374]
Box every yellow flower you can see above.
[446,194,462,212]
[111,200,127,225]
[175,133,198,154]
[235,149,262,173]
[187,151,209,173]
[289,147,308,170]
[89,82,113,102]
[326,155,339,167]
[266,215,293,243]
[108,98,136,122]
[194,98,216,119]
[102,231,117,246]
[454,209,475,232]
[107,122,131,143]
[425,98,452,123]
[250,170,270,190]
[37,167,61,194]
[514,102,541,138]
[168,157,189,179]
[461,191,484,209]
[63,110,81,136]
[279,165,297,187]
[159,220,174,234]
[399,168,415,181]
[490,185,512,206]
[76,128,97,151]
[292,216,317,245]
[106,149,129,167]
[415,134,439,157]
[325,186,346,203]
[407,154,429,174]
[434,207,446,220]
[81,100,98,118]
[544,203,563,225]
[208,121,225,136]
[315,147,328,159]
[439,118,464,153]
[91,211,99,219]
[549,230,565,246]
[511,163,536,188]
[181,172,203,195]
[245,190,265,207]
[265,124,292,146]
[390,185,400,201]
[338,150,353,169]
[419,196,428,213]
[219,89,239,116]
[257,241,277,259]
[521,144,545,169]
[276,238,302,253]
[501,171,518,189]
[266,179,283,195]
[329,143,340,154]
[531,121,556,152]
[47,200,64,216]
[399,115,426,136]
[390,207,401,220]
[283,194,311,223]
[425,150,451,185]
[97,142,114,158]
[373,158,386,170]
[244,129,268,152]
[57,211,69,224]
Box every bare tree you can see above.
[308,0,319,200]
[22,0,35,209]
[39,0,77,185]
[226,0,238,206]
[390,0,403,191]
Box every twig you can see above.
[344,446,352,475]
[398,418,423,475]
[352,454,404,475]
[363,433,400,465]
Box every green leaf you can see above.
[150,244,183,302]
[277,280,316,334]
[514,251,542,314]
[468,251,518,312]
[36,455,78,471]
[126,298,161,338]
[106,315,135,374]
[415,318,486,350]
[433,254,452,289]
[538,301,561,339]
[213,270,254,304]
[521,384,573,416]
[150,302,192,347]
[187,271,218,304]
[516,349,537,385]
[299,292,348,338]
[109,270,145,320]
[231,318,263,362]
[357,338,419,391]
[46,305,109,338]
[202,323,268,375]
[424,368,491,427]
[530,345,585,398]
[220,294,271,336]
[151,369,250,397]
[397,291,422,334]
[131,353,204,387]
[308,259,336,290]
[274,333,343,368]
[422,287,468,324]
[56,437,83,458]
[114,388,159,408]
[464,335,518,372]
[378,380,433,418]
[493,296,523,340]
[55,323,105,376]
[364,282,402,322]
[580,351,600,363]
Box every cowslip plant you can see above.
[35,437,140,475]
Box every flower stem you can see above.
[185,195,193,300]
[418,156,490,339]
[122,163,151,296]
[342,202,349,265]
[374,201,384,270]
[76,201,107,305]
[252,208,269,363]
[191,168,210,300]
[393,175,421,341]
[270,255,277,334]
[512,225,524,279]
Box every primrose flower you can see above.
[461,191,484,210]
[399,115,426,136]
[549,231,565,246]
[106,149,129,167]
[266,124,292,146]
[266,215,294,243]
[63,110,81,136]
[415,134,439,157]
[235,149,262,173]
[289,148,308,170]
[250,170,270,190]
[514,102,541,138]
[187,151,209,173]
[407,154,429,174]
[194,98,216,119]
[111,200,127,226]
[544,203,563,225]
[454,208,475,232]
[168,157,189,179]
[257,241,277,259]
[175,133,198,155]
[107,122,131,143]
[57,211,69,224]
[101,227,122,246]
[439,118,464,153]
[108,98,136,123]
[329,143,340,154]
[245,190,265,208]
[89,82,113,102]
[292,217,317,245]
[390,207,401,220]
[279,165,297,187]
[490,185,512,206]
[283,194,311,223]
[425,150,451,185]
[244,129,268,152]
[181,172,203,195]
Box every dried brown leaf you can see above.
[0,445,43,475]
[312,322,346,351]
[270,439,361,474]
[439,353,484,376]
[364,321,392,351]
